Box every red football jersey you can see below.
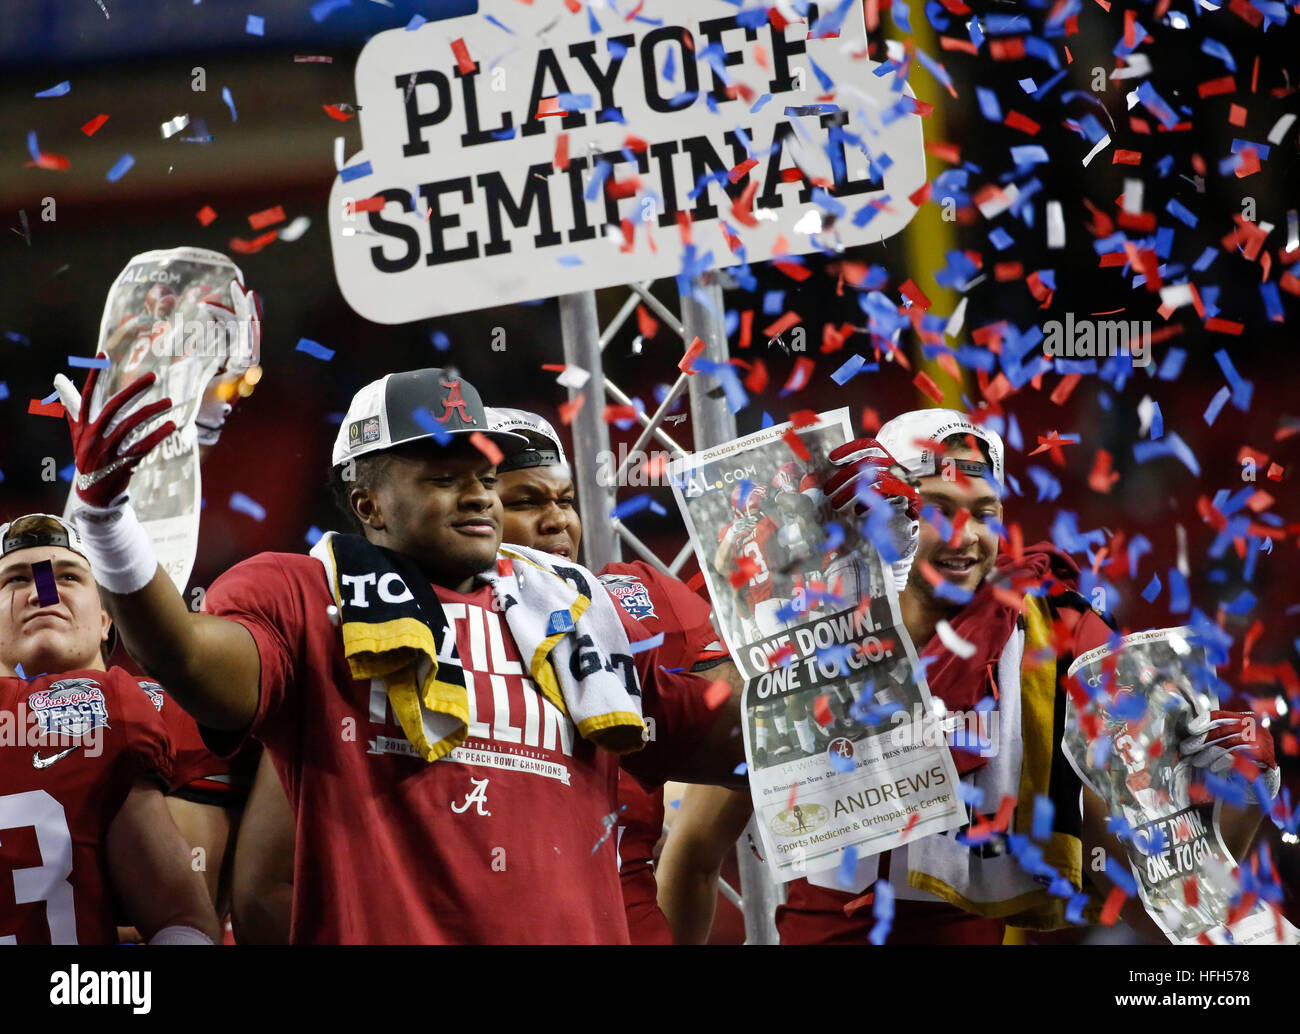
[731,518,781,611]
[201,551,718,944]
[136,680,259,804]
[600,561,726,944]
[0,667,173,945]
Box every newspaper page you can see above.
[64,248,249,591]
[1065,627,1298,945]
[670,408,964,882]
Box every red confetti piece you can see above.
[1050,373,1081,406]
[26,153,69,171]
[496,558,514,577]
[730,555,759,588]
[728,157,758,183]
[450,38,476,76]
[704,680,731,710]
[623,134,648,152]
[913,370,944,403]
[789,410,818,428]
[1198,75,1236,97]
[81,113,109,136]
[553,132,570,171]
[635,304,657,340]
[901,812,920,838]
[1088,449,1119,493]
[679,336,706,374]
[1100,885,1127,926]
[686,570,705,592]
[738,309,753,349]
[780,357,814,396]
[924,139,960,164]
[604,404,637,424]
[782,427,811,461]
[349,197,386,214]
[469,431,503,466]
[744,359,768,393]
[248,205,286,230]
[730,179,760,228]
[535,97,567,118]
[1111,149,1142,165]
[229,230,279,254]
[1004,110,1041,134]
[762,311,802,339]
[675,210,693,245]
[843,891,874,916]
[774,260,812,282]
[322,104,355,121]
[1205,317,1244,335]
[557,395,584,425]
[196,205,217,226]
[28,399,66,418]
[899,279,931,310]
[908,181,932,206]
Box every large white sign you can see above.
[329,0,926,322]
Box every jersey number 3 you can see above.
[0,790,78,944]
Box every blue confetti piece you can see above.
[1026,466,1061,502]
[246,14,265,35]
[1167,568,1190,613]
[340,161,372,183]
[760,412,774,429]
[556,255,583,267]
[31,559,60,607]
[733,762,749,776]
[67,355,110,369]
[1010,145,1049,165]
[1201,36,1237,71]
[412,407,452,444]
[546,609,575,635]
[1106,814,1132,840]
[1223,590,1256,615]
[975,86,1002,122]
[405,13,427,31]
[750,93,772,113]
[484,13,513,33]
[296,338,335,361]
[1148,401,1163,439]
[556,92,593,111]
[1165,198,1198,228]
[27,131,40,163]
[1140,573,1162,603]
[611,495,652,520]
[830,354,868,385]
[229,492,267,521]
[869,879,894,944]
[1204,385,1231,426]
[1205,773,1248,808]
[36,81,71,98]
[106,154,135,182]
[1157,348,1186,380]
[835,845,860,888]
[628,631,665,655]
[0,382,8,401]
[1030,795,1053,841]
[310,0,350,21]
[306,526,324,546]
[1065,891,1090,925]
[430,330,450,352]
[221,86,238,121]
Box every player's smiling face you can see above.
[910,445,1002,602]
[356,442,503,591]
[496,465,582,561]
[0,545,111,677]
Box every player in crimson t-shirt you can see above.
[0,513,220,945]
[60,369,744,944]
[481,410,741,943]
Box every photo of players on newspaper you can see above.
[670,409,965,881]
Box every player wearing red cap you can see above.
[0,513,220,944]
[58,367,742,943]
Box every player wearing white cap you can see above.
[662,408,1277,944]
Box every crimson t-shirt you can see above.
[201,551,717,944]
[0,667,173,945]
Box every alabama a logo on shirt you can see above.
[599,574,657,621]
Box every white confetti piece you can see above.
[1137,395,1156,437]
[1082,134,1110,167]
[977,182,1018,220]
[279,215,312,242]
[1046,200,1065,248]
[944,295,968,339]
[555,365,590,390]
[160,114,190,139]
[935,619,976,659]
[334,136,345,171]
[1122,178,1143,214]
[1267,112,1296,145]
[1159,283,1194,309]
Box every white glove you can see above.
[194,281,261,447]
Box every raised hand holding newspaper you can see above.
[58,248,261,592]
[1065,627,1298,945]
[669,408,964,882]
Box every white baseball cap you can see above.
[485,407,568,472]
[332,368,528,467]
[877,408,1005,486]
